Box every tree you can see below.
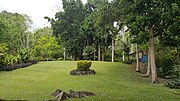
[120,36,131,62]
[135,44,140,72]
[118,0,170,83]
[47,0,87,60]
[0,11,34,66]
[80,10,99,60]
[0,11,33,52]
[68,0,113,61]
[34,36,62,60]
[34,27,53,38]
[93,0,120,62]
[159,0,180,65]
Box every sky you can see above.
[0,0,87,29]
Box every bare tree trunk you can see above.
[146,47,151,76]
[72,54,75,61]
[102,47,105,61]
[98,43,101,61]
[63,48,66,61]
[94,52,96,61]
[135,44,140,72]
[149,28,159,83]
[122,28,125,62]
[70,55,73,60]
[47,53,49,61]
[93,44,96,61]
[142,44,151,77]
[130,44,134,53]
[112,37,115,62]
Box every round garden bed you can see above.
[70,60,96,76]
[70,69,96,76]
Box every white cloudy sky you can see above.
[0,0,87,29]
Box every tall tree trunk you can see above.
[112,36,115,62]
[94,52,96,61]
[63,48,66,61]
[122,28,125,62]
[131,44,134,53]
[70,55,73,60]
[98,43,101,61]
[149,28,159,83]
[135,44,140,72]
[122,52,125,62]
[102,46,105,61]
[142,44,151,77]
[72,54,75,61]
[146,47,151,76]
[47,53,49,61]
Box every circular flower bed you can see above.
[70,60,96,76]
[70,69,96,76]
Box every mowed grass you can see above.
[0,61,180,101]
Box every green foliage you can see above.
[0,47,33,69]
[48,0,86,60]
[34,36,62,60]
[156,47,177,78]
[4,54,15,65]
[164,79,180,89]
[104,49,122,62]
[0,46,6,62]
[83,46,95,60]
[160,1,180,47]
[47,0,118,60]
[81,12,97,46]
[18,49,31,63]
[34,27,53,38]
[120,40,131,61]
[0,57,5,68]
[104,50,111,62]
[172,65,180,78]
[77,60,92,71]
[0,11,32,51]
[33,27,63,60]
[121,0,164,44]
[121,41,131,55]
[0,43,8,68]
[0,43,8,53]
[0,11,35,68]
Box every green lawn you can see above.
[0,61,179,101]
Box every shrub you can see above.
[0,43,8,68]
[170,65,180,78]
[164,79,180,89]
[104,50,123,62]
[77,60,92,71]
[104,51,111,62]
[156,48,177,78]
[0,54,6,68]
[19,49,30,63]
